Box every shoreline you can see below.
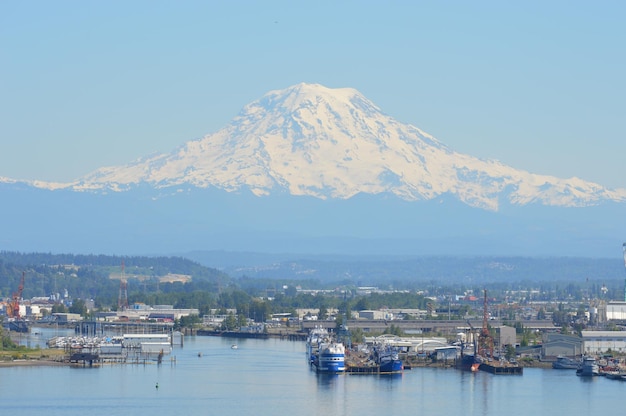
[0,358,68,368]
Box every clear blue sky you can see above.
[2,1,625,188]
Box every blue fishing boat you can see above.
[373,344,403,373]
[315,340,345,374]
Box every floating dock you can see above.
[196,330,270,339]
[479,362,523,375]
[345,364,403,375]
[346,367,403,375]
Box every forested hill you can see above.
[0,251,231,302]
[0,251,230,276]
[186,251,626,287]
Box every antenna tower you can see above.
[622,243,626,302]
[118,261,128,311]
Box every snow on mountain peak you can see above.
[53,83,626,210]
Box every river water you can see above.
[2,327,624,416]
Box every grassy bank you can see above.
[0,347,66,362]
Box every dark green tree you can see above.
[221,313,237,330]
[354,297,370,311]
[537,308,546,320]
[69,299,87,316]
[505,345,516,361]
[0,325,17,349]
[51,303,68,314]
[318,304,328,320]
[249,300,271,323]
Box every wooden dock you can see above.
[69,352,100,367]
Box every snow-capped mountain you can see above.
[2,83,626,256]
[45,82,624,212]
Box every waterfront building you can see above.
[541,333,583,359]
[605,301,626,321]
[95,304,199,322]
[581,330,626,355]
[53,312,83,323]
[358,310,388,320]
[496,325,517,347]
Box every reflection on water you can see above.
[2,329,626,416]
[316,373,340,388]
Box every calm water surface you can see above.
[2,328,624,416]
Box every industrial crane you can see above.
[477,289,494,358]
[7,271,25,319]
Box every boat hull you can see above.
[552,357,579,370]
[371,344,404,374]
[315,352,346,373]
[456,354,478,371]
[315,343,345,374]
[576,356,599,377]
[379,359,403,373]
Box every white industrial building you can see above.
[359,310,389,320]
[581,330,626,355]
[363,335,449,353]
[605,302,626,321]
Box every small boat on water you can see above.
[231,344,238,349]
[576,356,599,377]
[552,356,580,370]
[605,371,626,381]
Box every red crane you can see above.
[7,272,25,319]
[477,289,494,358]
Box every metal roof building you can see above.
[581,330,626,355]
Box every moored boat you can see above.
[552,355,580,370]
[456,341,481,372]
[457,353,482,372]
[576,356,599,377]
[306,326,328,365]
[605,371,626,381]
[372,344,403,373]
[315,340,345,373]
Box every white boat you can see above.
[306,326,328,365]
[316,340,345,374]
[552,355,579,370]
[306,326,345,373]
[231,344,238,349]
[576,356,599,376]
